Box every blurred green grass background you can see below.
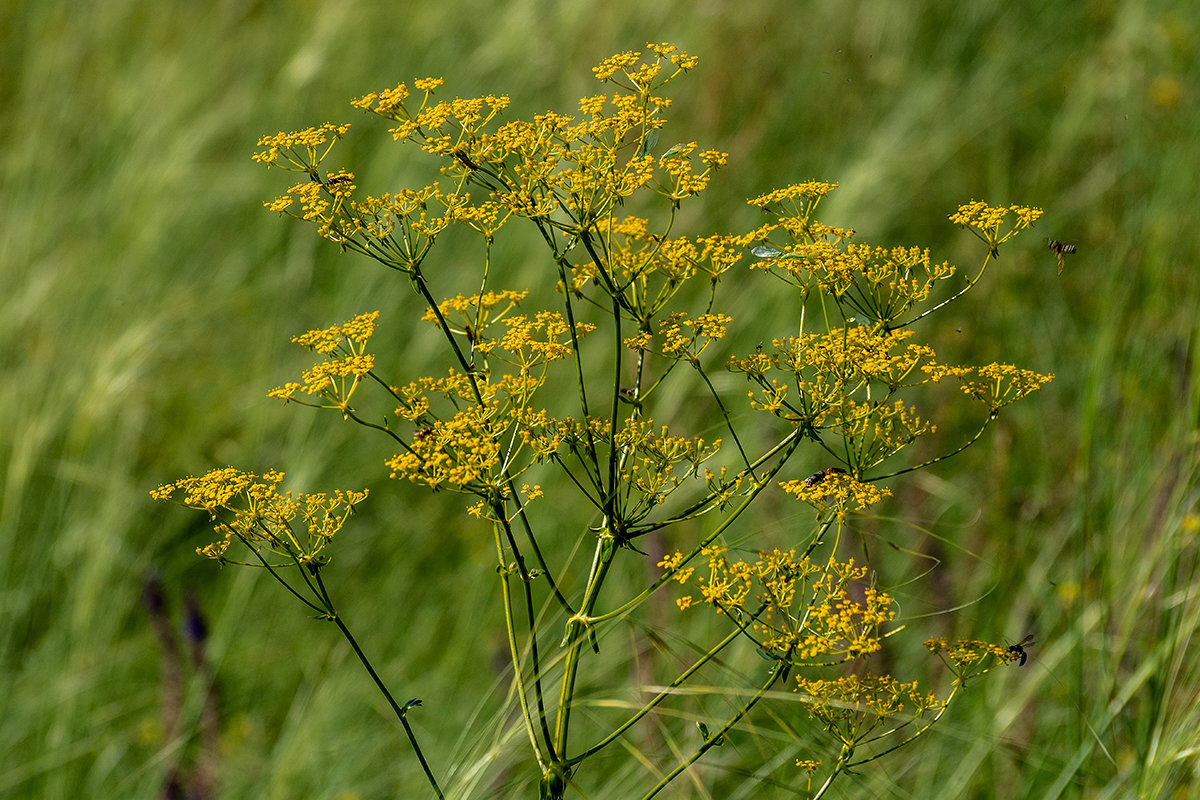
[2,0,1197,797]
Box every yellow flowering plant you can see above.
[155,43,1052,799]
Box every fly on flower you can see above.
[453,149,480,171]
[804,467,846,487]
[1046,239,1077,274]
[1007,634,1035,666]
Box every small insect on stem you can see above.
[1047,239,1077,274]
[804,467,846,487]
[1007,634,1036,667]
[453,149,479,171]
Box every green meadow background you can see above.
[3,0,1197,797]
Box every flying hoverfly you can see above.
[1046,239,1077,274]
[1007,634,1036,667]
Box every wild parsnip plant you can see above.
[154,44,1053,799]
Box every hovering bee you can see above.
[804,467,846,487]
[1007,634,1036,667]
[1047,239,1077,274]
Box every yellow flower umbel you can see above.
[780,469,893,518]
[748,183,956,328]
[268,311,380,417]
[925,637,1014,685]
[924,360,1054,413]
[151,468,367,565]
[948,201,1043,259]
[253,123,352,174]
[794,672,947,768]
[661,549,899,664]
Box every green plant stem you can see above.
[552,533,617,761]
[493,524,554,769]
[409,270,486,406]
[629,428,802,537]
[502,484,576,615]
[692,359,754,473]
[810,759,846,800]
[845,682,959,768]
[345,404,405,446]
[274,565,446,799]
[495,509,558,758]
[542,234,603,483]
[802,516,838,560]
[239,535,323,614]
[600,278,626,516]
[896,251,994,329]
[639,656,791,799]
[867,413,994,481]
[326,612,445,799]
[591,433,801,626]
[567,607,761,766]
